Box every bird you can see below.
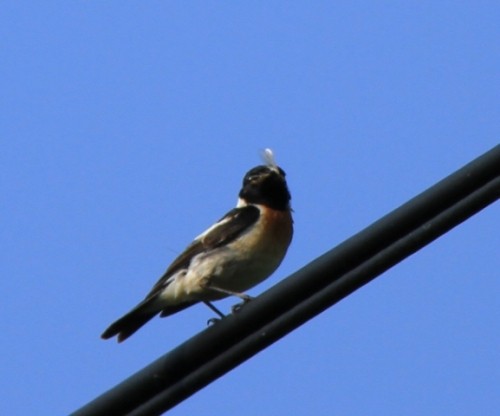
[101,149,293,342]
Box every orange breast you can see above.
[259,207,294,253]
[229,205,293,268]
[207,205,293,294]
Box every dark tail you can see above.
[101,298,159,342]
[101,298,198,342]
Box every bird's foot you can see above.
[231,295,253,314]
[203,301,226,325]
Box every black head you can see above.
[239,165,291,211]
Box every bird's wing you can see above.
[145,205,260,298]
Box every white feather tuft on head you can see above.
[261,148,279,171]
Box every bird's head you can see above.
[238,149,291,211]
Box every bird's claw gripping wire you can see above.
[231,295,253,314]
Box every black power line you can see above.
[72,145,500,416]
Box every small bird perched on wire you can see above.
[101,149,293,342]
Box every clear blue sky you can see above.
[2,2,499,415]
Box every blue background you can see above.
[2,2,499,415]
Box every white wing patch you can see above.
[194,214,234,241]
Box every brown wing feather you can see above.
[145,205,260,298]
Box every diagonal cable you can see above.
[72,145,500,416]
